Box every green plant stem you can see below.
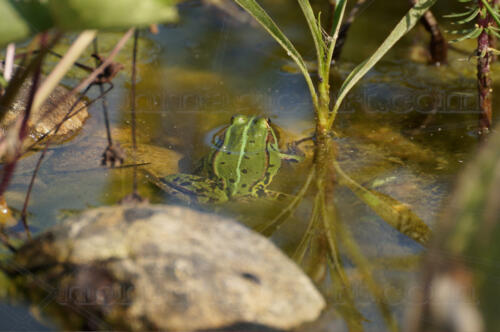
[318,0,347,128]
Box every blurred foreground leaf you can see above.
[407,124,500,332]
[0,0,178,47]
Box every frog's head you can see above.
[230,114,249,125]
[230,115,273,134]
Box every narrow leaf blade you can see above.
[331,0,437,126]
[297,0,326,69]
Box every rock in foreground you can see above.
[8,205,325,331]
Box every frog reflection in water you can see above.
[159,115,301,204]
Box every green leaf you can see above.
[0,0,178,47]
[449,27,483,43]
[0,0,53,46]
[325,0,347,82]
[488,27,500,40]
[297,0,326,72]
[334,162,431,246]
[443,7,477,18]
[48,0,178,30]
[453,7,480,24]
[233,0,318,108]
[329,0,437,128]
[446,27,475,34]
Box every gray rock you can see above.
[8,204,325,331]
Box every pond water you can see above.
[2,0,500,330]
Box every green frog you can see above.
[152,115,301,204]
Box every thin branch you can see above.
[0,230,17,253]
[409,0,448,64]
[4,43,16,82]
[131,29,139,195]
[54,28,134,112]
[332,0,374,61]
[93,38,113,147]
[32,30,97,114]
[20,84,94,236]
[21,84,114,155]
[0,36,46,200]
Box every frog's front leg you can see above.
[263,189,295,200]
[279,152,303,163]
[158,174,229,204]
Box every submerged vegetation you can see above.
[0,0,498,331]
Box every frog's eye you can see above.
[267,118,272,124]
[256,118,269,128]
[231,115,247,124]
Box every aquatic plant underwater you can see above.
[232,1,438,329]
[0,0,499,330]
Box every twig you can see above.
[0,36,46,199]
[131,29,139,195]
[21,84,114,155]
[0,35,49,237]
[0,230,17,253]
[119,29,146,204]
[20,84,95,237]
[332,0,375,61]
[0,33,61,124]
[4,43,15,82]
[32,30,97,114]
[93,38,113,147]
[409,0,448,65]
[54,28,134,114]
